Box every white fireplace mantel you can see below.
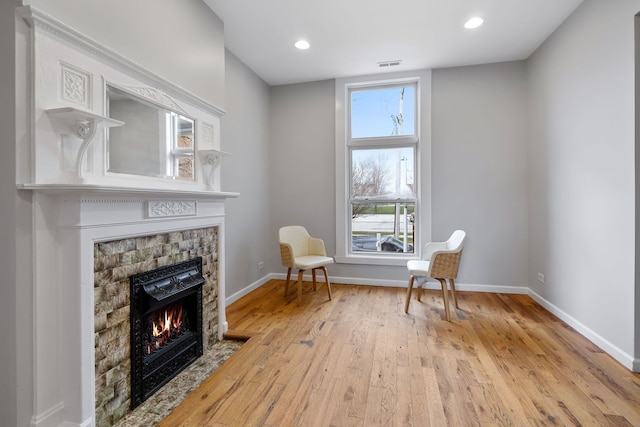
[24,185,238,427]
[18,183,239,199]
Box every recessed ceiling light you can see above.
[295,40,310,50]
[464,17,484,29]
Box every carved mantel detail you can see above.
[198,149,230,190]
[126,86,188,115]
[147,200,197,218]
[45,107,124,183]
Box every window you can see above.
[349,84,416,256]
[166,112,195,180]
[350,85,416,138]
[351,146,415,254]
[335,71,430,265]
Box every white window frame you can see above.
[165,112,195,180]
[335,70,432,266]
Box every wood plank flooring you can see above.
[159,280,640,426]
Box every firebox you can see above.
[129,257,205,409]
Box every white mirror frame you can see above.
[18,6,230,193]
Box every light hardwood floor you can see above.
[160,280,640,426]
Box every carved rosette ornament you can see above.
[61,63,91,108]
[74,121,95,139]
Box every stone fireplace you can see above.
[25,190,236,427]
[94,230,220,425]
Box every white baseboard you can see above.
[269,272,529,294]
[527,289,637,372]
[226,273,639,372]
[60,420,92,427]
[269,272,409,288]
[33,404,92,427]
[225,273,276,306]
[231,273,528,299]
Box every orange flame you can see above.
[145,304,185,355]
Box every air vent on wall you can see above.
[378,60,402,68]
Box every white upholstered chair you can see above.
[404,230,466,321]
[279,226,333,306]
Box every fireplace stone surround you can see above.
[96,232,215,425]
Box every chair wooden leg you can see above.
[417,282,422,302]
[449,278,459,308]
[438,278,451,321]
[312,269,317,291]
[320,266,332,301]
[284,268,292,296]
[404,276,415,313]
[297,270,304,306]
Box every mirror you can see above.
[106,85,195,181]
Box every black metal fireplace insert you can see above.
[130,257,204,409]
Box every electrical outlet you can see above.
[537,272,545,283]
[258,261,264,270]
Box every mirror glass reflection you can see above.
[106,85,195,181]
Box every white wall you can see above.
[222,50,272,301]
[269,80,347,272]
[23,0,226,108]
[2,2,20,425]
[432,62,529,288]
[269,63,530,289]
[527,0,639,364]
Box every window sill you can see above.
[334,254,418,267]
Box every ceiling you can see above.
[203,0,583,87]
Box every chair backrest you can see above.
[446,229,465,252]
[429,230,466,279]
[279,226,311,258]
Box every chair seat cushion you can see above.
[295,255,334,270]
[407,259,430,276]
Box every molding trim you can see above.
[16,5,226,117]
[126,86,187,115]
[528,289,636,372]
[60,419,92,427]
[225,274,275,306]
[30,401,64,427]
[17,183,239,199]
[229,274,529,301]
[269,273,528,293]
